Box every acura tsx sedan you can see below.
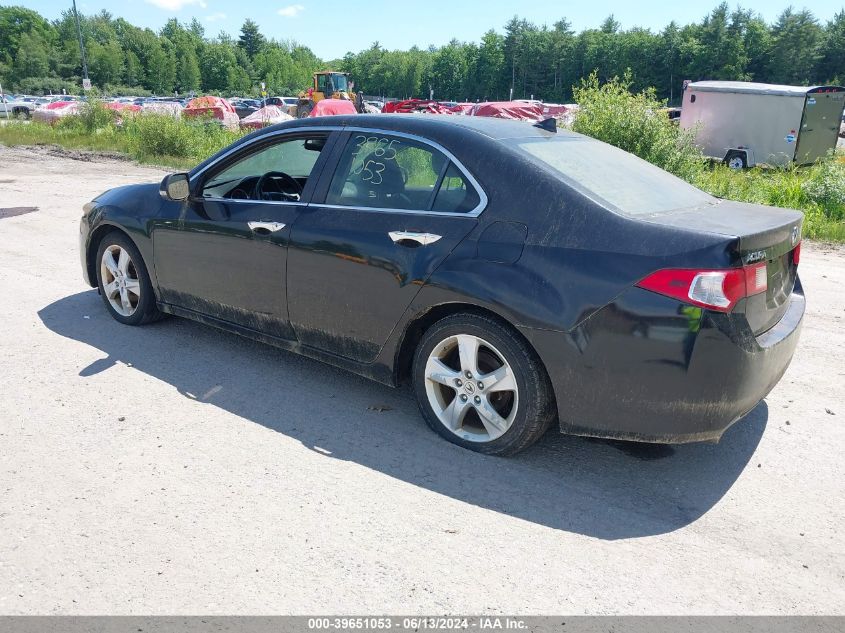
[79,114,804,455]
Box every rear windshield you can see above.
[513,136,715,216]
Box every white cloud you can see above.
[205,11,226,21]
[144,0,207,10]
[277,4,305,17]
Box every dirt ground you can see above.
[0,145,844,615]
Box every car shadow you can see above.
[39,291,768,540]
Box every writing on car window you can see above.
[326,133,481,213]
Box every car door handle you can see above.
[248,221,286,234]
[388,231,443,246]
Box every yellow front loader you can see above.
[295,71,364,118]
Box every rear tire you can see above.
[412,313,555,456]
[95,232,162,326]
[724,150,748,170]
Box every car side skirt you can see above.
[158,302,396,386]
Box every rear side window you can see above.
[514,137,715,216]
[326,133,482,213]
[433,163,480,213]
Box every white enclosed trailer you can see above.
[680,81,845,168]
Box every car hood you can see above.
[95,182,160,204]
[92,182,164,218]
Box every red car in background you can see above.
[183,96,239,129]
[32,100,79,124]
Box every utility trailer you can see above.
[679,81,845,168]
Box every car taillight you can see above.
[637,263,767,312]
[793,242,801,265]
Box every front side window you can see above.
[326,133,481,213]
[202,135,327,201]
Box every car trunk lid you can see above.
[641,200,803,334]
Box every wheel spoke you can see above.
[481,364,517,393]
[124,278,141,297]
[117,248,131,275]
[102,251,119,277]
[456,334,480,376]
[119,287,132,312]
[475,397,508,437]
[442,396,471,431]
[426,357,460,387]
[103,280,119,298]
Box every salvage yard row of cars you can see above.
[1,91,581,130]
[0,93,82,118]
[0,93,304,129]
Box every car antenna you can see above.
[533,118,557,133]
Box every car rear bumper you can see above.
[521,279,804,443]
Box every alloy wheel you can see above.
[100,244,141,317]
[423,334,519,442]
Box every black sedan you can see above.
[79,114,804,455]
[230,99,260,119]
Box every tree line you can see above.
[1,3,842,102]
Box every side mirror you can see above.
[160,173,190,201]
[304,138,325,152]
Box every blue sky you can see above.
[21,0,845,60]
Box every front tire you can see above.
[95,232,161,326]
[412,313,555,456]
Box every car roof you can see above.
[191,113,584,179]
[261,113,579,142]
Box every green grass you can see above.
[0,119,202,170]
[693,159,845,241]
[0,120,132,153]
[0,101,246,170]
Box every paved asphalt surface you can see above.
[1,146,844,614]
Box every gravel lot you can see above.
[1,146,844,615]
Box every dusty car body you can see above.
[78,115,804,455]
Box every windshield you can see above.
[331,74,349,91]
[514,136,715,216]
[318,73,348,93]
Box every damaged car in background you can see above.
[78,114,804,455]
